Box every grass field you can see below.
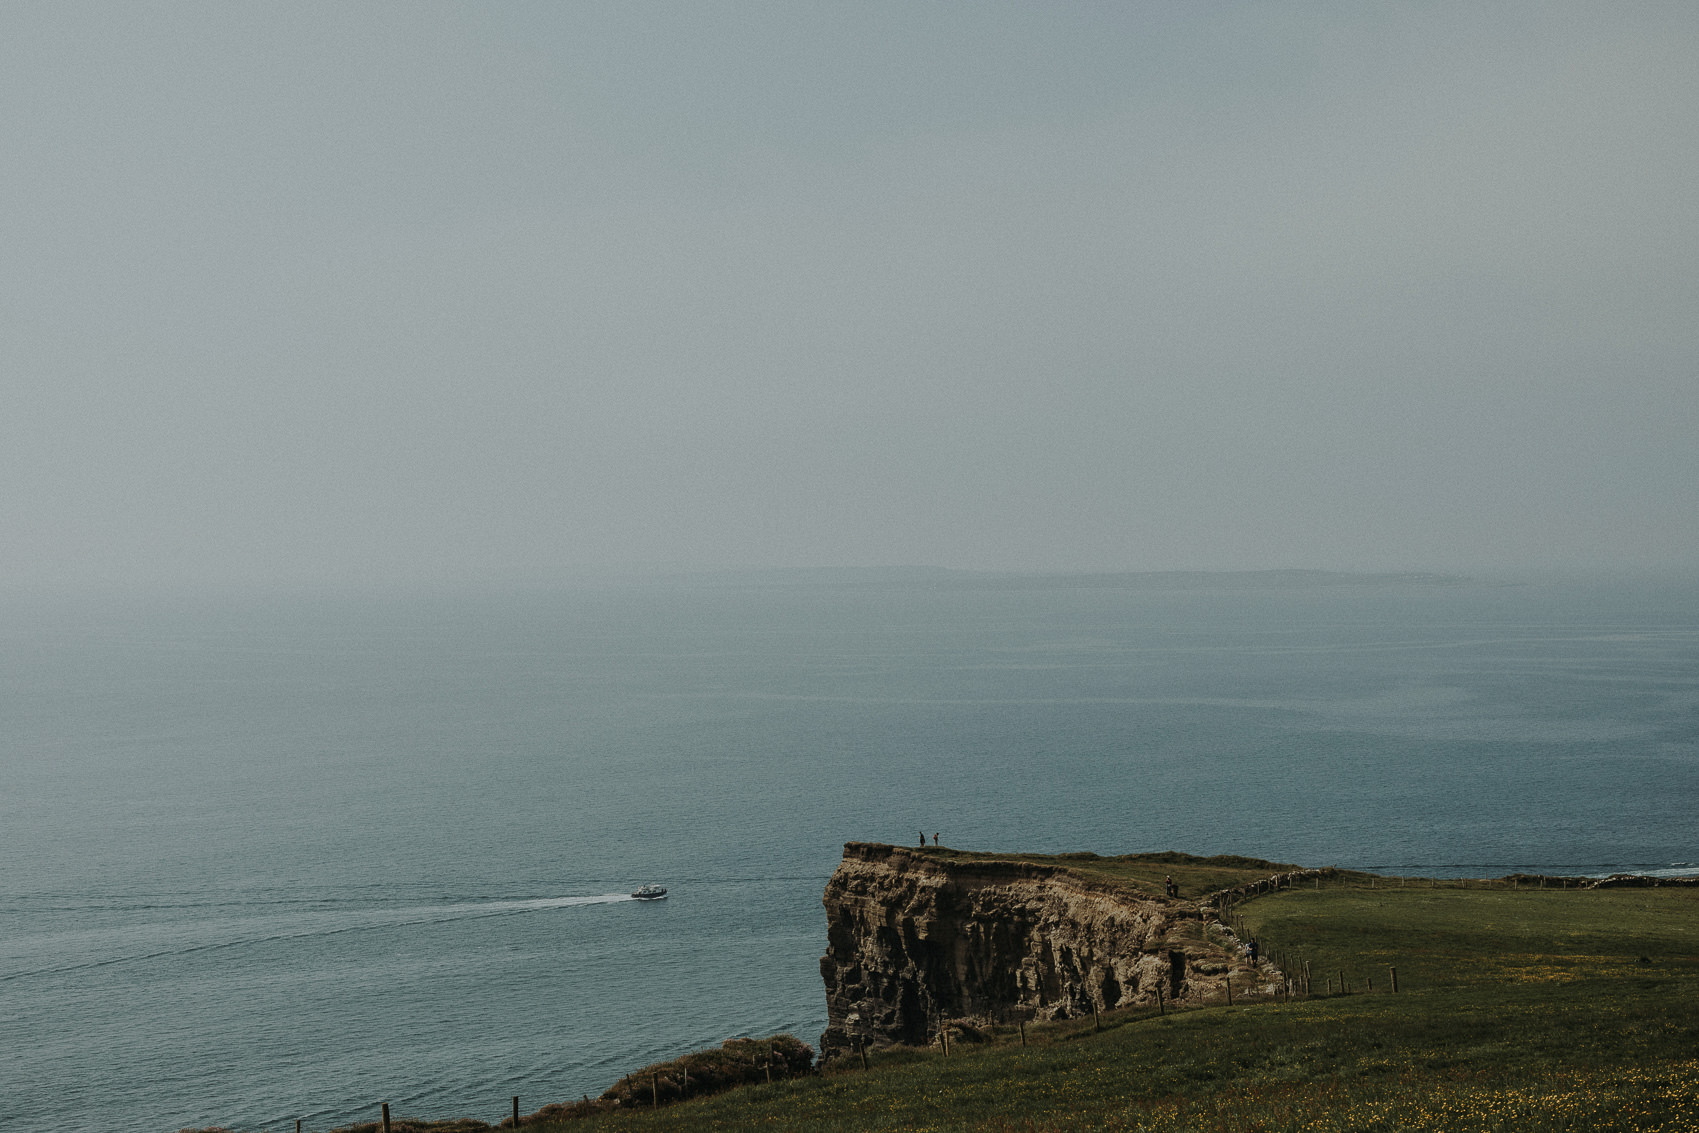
[503,878,1699,1132]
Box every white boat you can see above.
[631,883,668,900]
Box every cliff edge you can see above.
[819,843,1302,1059]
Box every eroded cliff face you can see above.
[819,843,1268,1058]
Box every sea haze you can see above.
[2,573,1696,1132]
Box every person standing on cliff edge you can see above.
[920,830,926,848]
[933,833,940,846]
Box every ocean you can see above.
[3,573,1696,1132]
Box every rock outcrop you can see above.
[819,843,1294,1059]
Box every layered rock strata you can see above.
[819,843,1295,1059]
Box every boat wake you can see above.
[1,893,636,983]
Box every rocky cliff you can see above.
[819,843,1297,1059]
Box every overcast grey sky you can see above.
[2,2,1694,589]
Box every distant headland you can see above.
[666,567,1471,590]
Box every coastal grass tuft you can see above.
[523,880,1699,1132]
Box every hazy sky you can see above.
[3,3,1695,589]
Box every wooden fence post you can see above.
[1390,966,1399,993]
[513,1095,519,1128]
[381,1103,391,1133]
[1093,1002,1100,1031]
[1225,975,1231,1006]
[1019,1019,1027,1045]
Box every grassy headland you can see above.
[312,862,1699,1132]
[528,870,1699,1132]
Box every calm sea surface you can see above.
[3,575,1696,1132]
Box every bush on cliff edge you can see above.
[522,1034,814,1124]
